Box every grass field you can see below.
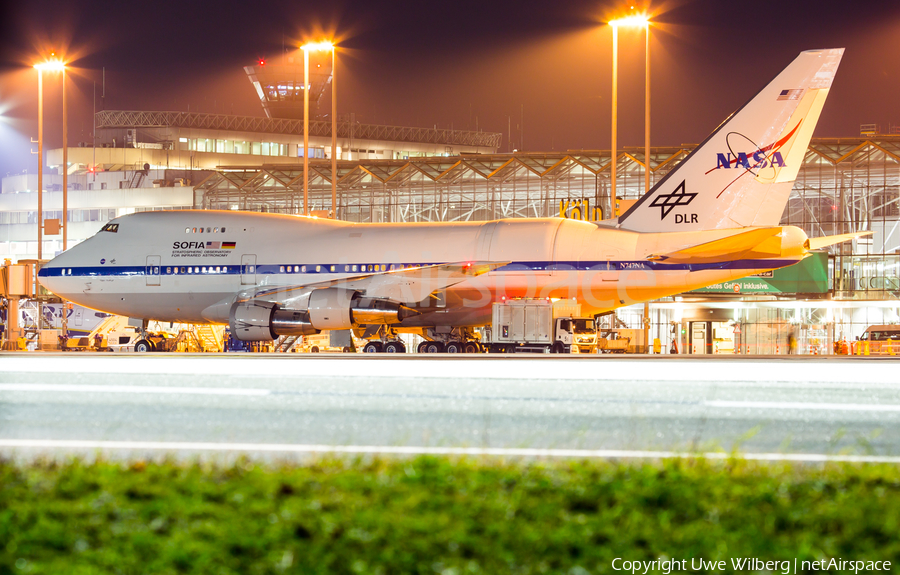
[1,456,898,574]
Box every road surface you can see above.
[1,353,898,462]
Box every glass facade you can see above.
[182,138,289,157]
[195,137,900,352]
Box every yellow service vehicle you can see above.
[852,325,900,356]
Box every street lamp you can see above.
[301,41,335,218]
[33,57,66,261]
[608,14,651,201]
[608,15,651,353]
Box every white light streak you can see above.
[0,383,270,396]
[2,439,899,464]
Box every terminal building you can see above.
[0,54,500,259]
[1,54,897,353]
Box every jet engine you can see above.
[229,287,417,341]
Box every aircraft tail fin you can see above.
[618,48,844,233]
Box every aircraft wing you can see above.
[239,261,506,306]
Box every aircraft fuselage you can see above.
[39,210,805,328]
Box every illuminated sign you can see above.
[559,199,602,222]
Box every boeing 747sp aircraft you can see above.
[39,48,864,352]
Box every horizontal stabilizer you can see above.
[806,231,872,250]
[647,228,785,264]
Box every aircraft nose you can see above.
[37,257,65,294]
[37,247,83,296]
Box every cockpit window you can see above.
[101,223,119,233]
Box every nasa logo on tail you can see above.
[715,150,785,171]
[649,180,698,223]
[710,122,801,176]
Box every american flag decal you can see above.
[777,88,803,101]
[206,241,221,249]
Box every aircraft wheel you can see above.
[363,341,383,353]
[424,341,444,353]
[384,341,405,353]
[445,341,464,353]
[134,339,152,353]
[464,341,480,354]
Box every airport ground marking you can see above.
[5,383,900,413]
[3,356,900,386]
[706,399,900,412]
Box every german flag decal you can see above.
[222,241,236,249]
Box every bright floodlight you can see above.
[302,41,334,52]
[609,15,649,27]
[33,59,66,72]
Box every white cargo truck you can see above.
[485,299,596,353]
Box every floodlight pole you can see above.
[331,47,337,219]
[63,68,68,251]
[303,47,310,216]
[609,15,652,351]
[610,24,618,203]
[37,70,43,261]
[644,25,650,195]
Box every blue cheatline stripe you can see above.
[38,259,797,279]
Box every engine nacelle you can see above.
[351,297,415,324]
[230,300,318,341]
[308,288,356,329]
[307,288,417,328]
[229,288,419,342]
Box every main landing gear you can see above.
[366,338,483,354]
[416,340,483,353]
[361,326,408,353]
[361,327,484,354]
[416,327,484,354]
[364,340,407,353]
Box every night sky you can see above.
[1,0,899,179]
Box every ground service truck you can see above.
[484,299,597,353]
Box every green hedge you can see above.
[1,457,898,574]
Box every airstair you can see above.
[275,335,300,353]
[194,324,224,352]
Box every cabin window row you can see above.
[166,266,230,274]
[156,263,427,276]
[275,263,419,274]
[185,227,226,233]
